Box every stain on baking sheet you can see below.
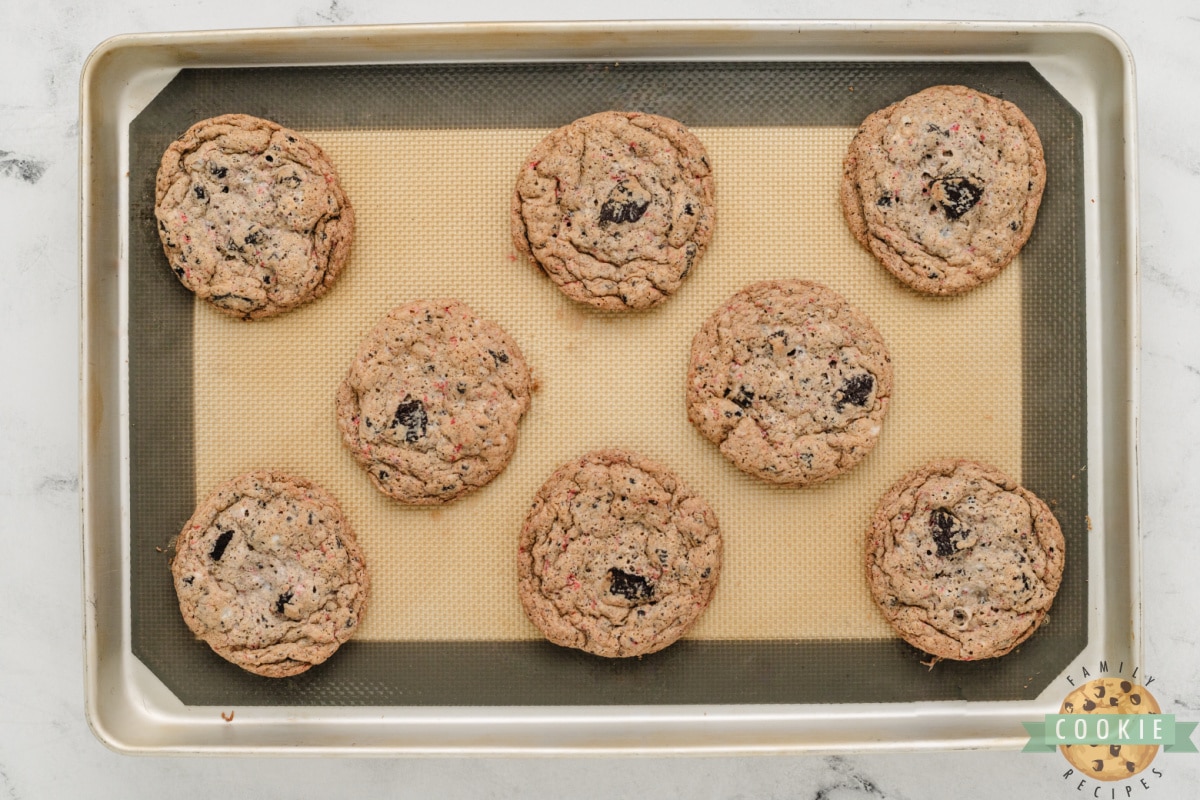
[128,60,1085,706]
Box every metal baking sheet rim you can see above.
[79,20,1140,756]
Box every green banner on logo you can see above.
[1022,717,1199,753]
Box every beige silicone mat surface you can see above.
[193,125,1022,643]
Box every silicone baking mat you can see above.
[128,61,1085,705]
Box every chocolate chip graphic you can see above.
[1091,760,1105,773]
[274,590,293,615]
[934,175,984,220]
[1121,681,1133,693]
[210,530,234,561]
[608,568,654,601]
[1109,697,1119,706]
[930,509,969,557]
[1131,693,1142,705]
[1095,685,1106,699]
[1125,762,1136,773]
[835,373,875,411]
[599,180,651,225]
[1109,745,1122,757]
[390,396,428,443]
[1083,699,1097,712]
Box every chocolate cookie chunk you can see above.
[155,114,354,319]
[865,460,1065,660]
[171,471,369,677]
[840,85,1045,295]
[336,300,533,505]
[511,111,715,310]
[1059,678,1162,780]
[686,280,893,486]
[518,450,722,657]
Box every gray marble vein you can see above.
[812,756,894,799]
[0,151,46,184]
[298,0,353,26]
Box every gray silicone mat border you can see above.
[128,60,1086,706]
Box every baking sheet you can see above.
[125,60,1086,706]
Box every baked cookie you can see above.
[171,471,369,678]
[336,300,533,505]
[840,85,1045,295]
[511,111,715,310]
[865,459,1065,660]
[155,114,354,319]
[686,280,893,486]
[1059,678,1162,780]
[518,449,722,657]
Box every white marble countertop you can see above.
[3,0,1199,796]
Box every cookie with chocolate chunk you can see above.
[865,459,1065,660]
[171,471,369,678]
[155,114,354,319]
[841,85,1045,295]
[336,299,533,505]
[518,449,722,657]
[1059,678,1162,780]
[511,111,715,310]
[686,280,893,486]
